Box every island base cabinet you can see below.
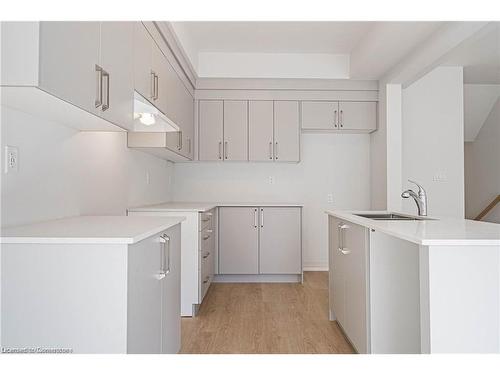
[328,217,370,353]
[0,224,181,354]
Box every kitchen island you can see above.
[326,210,500,354]
[1,215,185,353]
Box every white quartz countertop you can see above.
[128,201,304,213]
[0,215,185,244]
[326,210,500,246]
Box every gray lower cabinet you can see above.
[218,206,302,275]
[328,216,369,353]
[259,207,302,274]
[219,207,259,274]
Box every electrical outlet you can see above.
[4,146,19,174]
[433,172,448,182]
[269,176,275,185]
[327,193,334,203]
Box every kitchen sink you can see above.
[354,213,428,221]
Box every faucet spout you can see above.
[401,180,428,216]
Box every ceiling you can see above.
[441,23,500,84]
[169,21,444,80]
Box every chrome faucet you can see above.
[401,180,428,216]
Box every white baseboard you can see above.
[303,264,329,272]
[213,274,301,283]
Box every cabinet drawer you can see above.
[200,251,214,300]
[199,227,215,253]
[199,211,213,231]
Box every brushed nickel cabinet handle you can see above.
[150,71,156,100]
[275,142,278,160]
[160,234,171,274]
[101,70,110,111]
[224,141,228,159]
[269,142,273,160]
[218,141,222,160]
[334,109,338,128]
[340,110,344,128]
[254,208,258,228]
[203,234,210,240]
[260,208,264,228]
[154,74,159,100]
[203,252,210,259]
[95,65,103,108]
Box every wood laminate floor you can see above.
[180,272,355,354]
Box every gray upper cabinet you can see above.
[302,101,377,133]
[339,101,377,131]
[223,100,248,161]
[2,22,134,131]
[39,22,101,116]
[274,101,300,162]
[249,101,274,162]
[301,101,339,130]
[98,22,134,130]
[133,22,154,103]
[247,100,300,162]
[199,100,224,161]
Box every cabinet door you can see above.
[99,22,134,130]
[223,100,248,161]
[219,207,259,274]
[259,207,301,274]
[343,222,369,353]
[127,233,163,353]
[249,101,274,162]
[274,101,300,162]
[151,42,170,115]
[161,224,182,354]
[301,101,339,130]
[339,101,377,131]
[133,22,153,102]
[39,22,100,114]
[329,217,346,328]
[199,100,224,161]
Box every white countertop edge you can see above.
[0,217,186,245]
[325,210,500,246]
[128,202,304,212]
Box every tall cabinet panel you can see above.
[259,207,302,274]
[38,22,100,114]
[274,101,300,162]
[199,100,224,161]
[219,207,259,274]
[223,100,248,161]
[249,101,274,162]
[99,22,134,130]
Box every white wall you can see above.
[401,66,465,218]
[1,106,173,227]
[197,52,349,79]
[172,133,371,270]
[464,99,500,223]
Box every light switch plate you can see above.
[4,146,19,173]
[327,193,334,203]
[268,176,275,185]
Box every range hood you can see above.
[128,91,190,162]
[132,91,180,133]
